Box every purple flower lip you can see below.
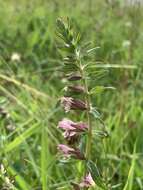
[58,144,74,155]
[61,97,87,112]
[58,118,88,132]
[63,131,78,144]
[79,172,95,188]
[58,118,88,142]
[57,144,85,160]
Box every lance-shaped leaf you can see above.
[92,130,109,138]
[87,160,107,189]
[89,86,116,95]
[63,63,79,72]
[90,107,101,120]
[86,46,100,55]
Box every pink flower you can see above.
[57,144,85,160]
[79,173,95,188]
[58,118,88,142]
[58,119,75,130]
[58,118,88,132]
[61,97,87,112]
[58,144,74,155]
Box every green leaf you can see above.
[86,46,100,54]
[92,130,109,138]
[123,139,137,190]
[56,18,66,33]
[7,166,31,190]
[74,33,81,46]
[90,107,101,119]
[84,67,108,81]
[5,122,40,153]
[41,126,48,190]
[87,160,107,189]
[81,42,91,51]
[85,64,137,69]
[62,63,79,72]
[89,86,116,95]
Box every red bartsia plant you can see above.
[56,18,111,189]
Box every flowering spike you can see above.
[56,18,109,189]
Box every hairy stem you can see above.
[84,78,92,160]
[78,58,92,160]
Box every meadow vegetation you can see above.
[0,0,142,189]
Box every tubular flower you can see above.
[57,144,85,160]
[79,173,95,188]
[58,118,88,142]
[61,97,87,112]
[58,119,77,142]
[58,119,75,130]
[68,85,85,93]
[58,118,88,132]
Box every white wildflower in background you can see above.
[11,52,21,61]
[122,40,131,48]
[0,164,14,189]
[125,21,132,28]
[4,176,14,189]
[6,124,16,131]
[61,78,67,84]
[0,164,6,174]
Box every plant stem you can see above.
[84,79,92,160]
[78,58,92,161]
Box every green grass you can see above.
[0,0,142,189]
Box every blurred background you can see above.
[0,0,142,189]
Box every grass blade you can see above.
[5,122,40,153]
[123,139,137,190]
[41,126,48,190]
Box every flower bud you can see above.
[58,144,85,160]
[67,74,82,81]
[68,85,85,93]
[79,173,95,188]
[58,118,88,132]
[61,97,87,112]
